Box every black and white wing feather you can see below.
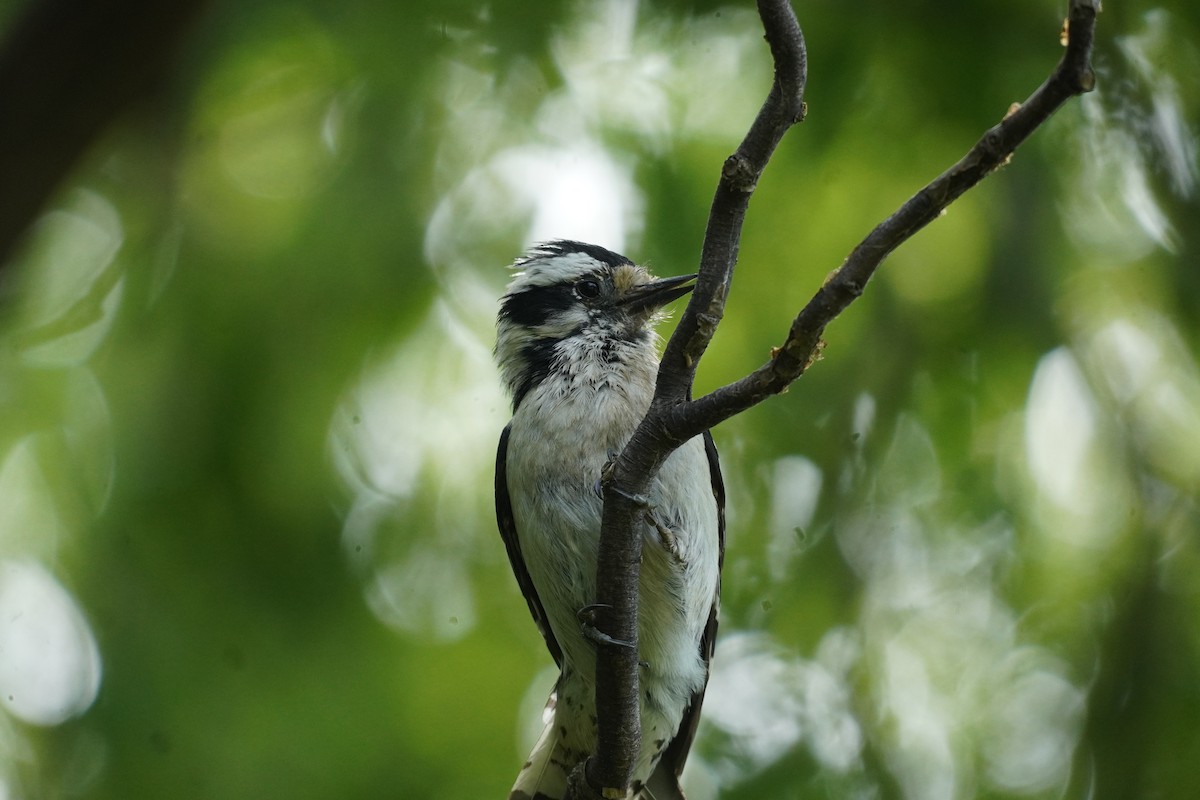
[648,429,725,796]
[496,423,563,667]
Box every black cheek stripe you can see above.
[500,285,575,328]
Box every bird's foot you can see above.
[599,450,656,509]
[611,486,651,507]
[577,604,635,650]
[644,511,685,563]
[599,448,621,487]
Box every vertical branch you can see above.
[657,0,808,407]
[582,2,808,797]
[569,1,1099,797]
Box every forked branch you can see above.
[682,0,1100,438]
[658,0,808,404]
[583,1,1099,798]
[583,3,806,797]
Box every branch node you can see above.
[1077,66,1096,93]
[806,338,827,369]
[721,153,758,192]
[982,126,1006,158]
[825,270,863,298]
[697,311,721,332]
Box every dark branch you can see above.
[580,1,1100,797]
[0,0,209,269]
[658,0,807,407]
[677,0,1100,442]
[581,1,807,798]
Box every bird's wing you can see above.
[704,427,728,578]
[496,423,564,666]
[649,429,726,797]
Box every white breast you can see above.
[503,333,720,782]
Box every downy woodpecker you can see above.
[494,241,724,800]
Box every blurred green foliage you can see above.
[1,1,1198,799]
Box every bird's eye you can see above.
[575,279,602,299]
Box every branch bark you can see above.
[681,0,1099,441]
[584,1,806,797]
[583,0,1099,797]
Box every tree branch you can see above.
[679,0,1099,442]
[582,0,1099,797]
[658,0,807,407]
[583,1,806,797]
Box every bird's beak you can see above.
[619,273,697,316]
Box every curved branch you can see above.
[581,1,1098,797]
[677,0,1100,442]
[657,0,807,406]
[583,2,807,797]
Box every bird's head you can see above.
[495,240,695,410]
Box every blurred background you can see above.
[0,0,1197,798]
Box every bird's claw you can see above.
[583,626,635,650]
[599,449,621,485]
[577,604,635,650]
[611,486,651,508]
[645,511,684,562]
[598,450,652,508]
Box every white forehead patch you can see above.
[506,251,609,293]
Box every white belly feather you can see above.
[505,350,720,785]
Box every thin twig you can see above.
[659,0,807,406]
[678,0,1100,442]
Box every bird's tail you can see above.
[509,721,684,800]
[508,711,572,800]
